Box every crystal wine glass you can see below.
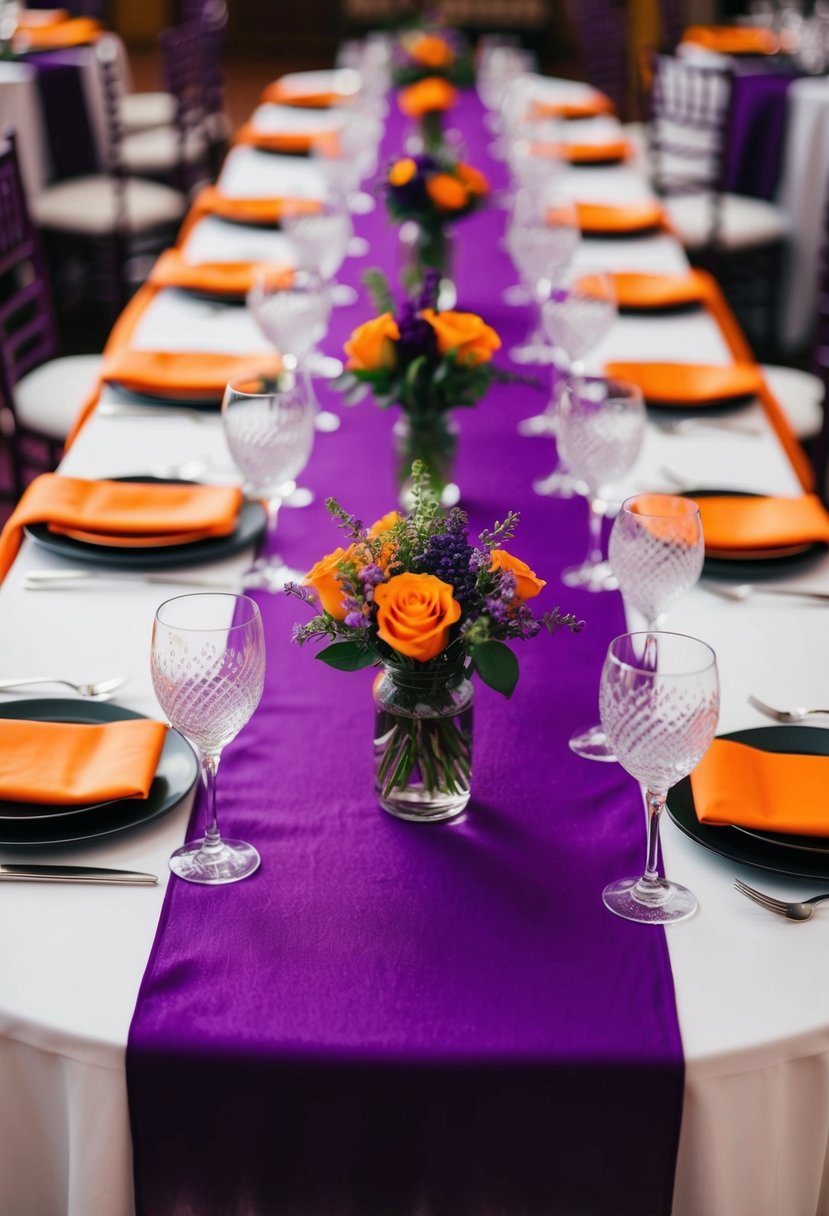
[151,593,266,885]
[505,185,580,363]
[557,376,646,591]
[280,193,357,310]
[247,263,339,433]
[572,493,705,763]
[222,372,315,591]
[599,631,720,923]
[528,266,617,493]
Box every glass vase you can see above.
[393,412,459,509]
[398,220,457,310]
[373,663,473,822]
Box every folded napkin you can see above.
[101,347,282,401]
[260,81,339,108]
[608,271,709,311]
[691,493,829,554]
[16,9,69,30]
[0,717,167,807]
[234,121,338,156]
[0,474,244,581]
[148,249,291,298]
[190,185,321,227]
[535,140,630,165]
[14,15,100,50]
[574,201,665,235]
[691,739,829,835]
[681,25,779,55]
[603,361,764,406]
[530,94,615,121]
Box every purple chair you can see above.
[0,130,101,497]
[564,0,629,117]
[658,0,686,51]
[156,20,214,194]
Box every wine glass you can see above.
[557,376,646,591]
[599,631,720,923]
[528,267,617,492]
[571,493,704,763]
[505,186,580,363]
[222,372,315,591]
[247,264,340,433]
[280,193,357,309]
[609,494,705,631]
[151,593,266,885]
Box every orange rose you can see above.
[303,546,355,619]
[398,77,459,118]
[344,313,400,372]
[374,572,461,662]
[420,308,501,366]
[455,162,489,196]
[369,510,403,537]
[408,32,455,68]
[388,157,417,187]
[425,173,468,211]
[490,550,546,601]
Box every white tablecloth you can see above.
[2,80,829,1216]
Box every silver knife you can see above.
[0,864,157,885]
[23,571,242,591]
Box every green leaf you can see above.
[470,640,519,699]
[315,642,379,672]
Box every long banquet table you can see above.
[3,67,829,1216]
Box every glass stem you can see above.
[585,494,606,567]
[199,752,223,851]
[632,789,669,905]
[265,497,281,539]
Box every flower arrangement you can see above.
[335,270,512,503]
[384,152,489,232]
[288,464,583,817]
[397,77,459,154]
[392,27,475,88]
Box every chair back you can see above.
[201,0,229,169]
[647,52,733,243]
[564,0,628,117]
[658,0,685,51]
[159,20,212,193]
[0,128,59,403]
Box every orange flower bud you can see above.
[407,33,455,68]
[490,550,546,601]
[388,157,417,187]
[303,546,356,619]
[344,313,400,372]
[398,77,459,118]
[420,308,501,366]
[455,162,489,196]
[425,173,469,211]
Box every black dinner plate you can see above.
[679,487,828,580]
[668,724,829,880]
[0,699,198,846]
[25,477,266,570]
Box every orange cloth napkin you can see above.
[189,185,322,228]
[260,81,339,108]
[148,249,292,298]
[530,94,615,120]
[0,474,243,582]
[691,739,829,835]
[608,271,709,311]
[603,361,764,405]
[101,347,282,401]
[692,494,829,554]
[16,9,69,31]
[234,121,339,156]
[0,717,167,806]
[574,201,665,235]
[681,25,779,55]
[14,16,100,50]
[534,140,630,165]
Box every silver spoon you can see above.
[701,580,829,604]
[748,694,829,724]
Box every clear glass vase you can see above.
[373,663,473,822]
[393,412,459,509]
[398,220,457,310]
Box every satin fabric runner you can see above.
[127,89,684,1216]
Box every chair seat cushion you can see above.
[32,176,186,235]
[14,354,102,441]
[664,193,789,251]
[120,90,176,133]
[762,363,824,440]
[122,126,208,175]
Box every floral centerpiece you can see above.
[392,27,475,88]
[336,269,514,506]
[382,150,489,301]
[397,75,459,154]
[289,463,583,822]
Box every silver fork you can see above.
[0,675,127,699]
[748,693,829,723]
[652,418,763,438]
[734,878,829,921]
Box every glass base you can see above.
[348,235,370,257]
[378,790,469,823]
[400,480,460,512]
[603,877,698,924]
[282,483,314,509]
[561,559,618,591]
[509,341,553,365]
[533,470,584,498]
[569,724,616,762]
[315,409,341,433]
[503,283,531,306]
[350,192,375,215]
[245,556,306,592]
[169,838,261,885]
[331,284,358,308]
[518,411,557,437]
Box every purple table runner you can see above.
[128,91,684,1216]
